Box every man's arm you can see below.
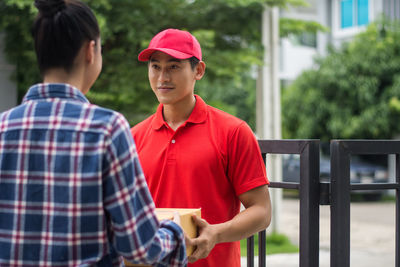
[187,185,271,262]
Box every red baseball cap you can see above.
[138,29,202,61]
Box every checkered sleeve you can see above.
[102,113,187,266]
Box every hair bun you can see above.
[34,0,66,17]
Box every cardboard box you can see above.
[124,208,201,267]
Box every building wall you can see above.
[279,0,324,81]
[279,39,317,81]
[0,33,17,112]
[279,0,389,83]
[317,0,331,56]
[383,0,400,20]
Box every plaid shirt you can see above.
[0,83,187,267]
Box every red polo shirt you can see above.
[131,95,268,267]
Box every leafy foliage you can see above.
[240,232,298,256]
[280,18,327,37]
[282,19,400,140]
[1,0,318,129]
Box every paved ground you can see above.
[241,198,396,267]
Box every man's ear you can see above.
[85,40,96,64]
[195,61,206,80]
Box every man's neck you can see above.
[163,95,196,131]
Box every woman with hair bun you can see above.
[0,1,187,266]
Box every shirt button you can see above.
[171,139,176,144]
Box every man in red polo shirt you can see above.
[131,28,271,267]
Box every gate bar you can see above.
[299,141,320,267]
[396,154,399,267]
[330,141,351,267]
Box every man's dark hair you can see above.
[33,0,100,75]
[188,56,200,70]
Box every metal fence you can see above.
[246,140,320,267]
[330,140,400,267]
[245,139,400,267]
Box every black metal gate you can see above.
[330,140,400,267]
[245,139,400,267]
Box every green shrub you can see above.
[240,232,299,256]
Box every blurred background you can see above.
[1,1,399,264]
[0,0,325,129]
[2,0,400,140]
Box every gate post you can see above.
[397,154,400,267]
[330,140,351,267]
[257,140,320,267]
[299,141,320,267]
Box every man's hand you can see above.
[187,185,271,263]
[186,215,219,263]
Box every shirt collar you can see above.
[22,83,89,104]
[152,94,208,130]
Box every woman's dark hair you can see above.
[33,0,100,74]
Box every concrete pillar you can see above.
[256,6,282,233]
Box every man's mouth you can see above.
[157,85,174,90]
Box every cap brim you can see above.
[138,48,193,61]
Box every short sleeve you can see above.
[227,122,269,196]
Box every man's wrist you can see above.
[213,221,229,244]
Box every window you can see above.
[288,32,317,48]
[332,0,371,38]
[340,0,369,29]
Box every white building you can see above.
[0,33,17,112]
[280,0,400,83]
[278,0,400,189]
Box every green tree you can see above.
[282,19,400,141]
[0,0,322,128]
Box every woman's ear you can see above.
[195,61,206,80]
[85,40,96,64]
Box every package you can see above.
[124,208,201,267]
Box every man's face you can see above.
[148,51,202,106]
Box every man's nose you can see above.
[159,69,170,82]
